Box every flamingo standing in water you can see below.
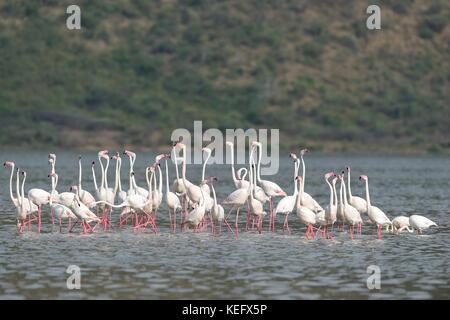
[295,176,316,240]
[161,154,181,231]
[252,141,286,232]
[3,161,38,213]
[70,156,96,208]
[340,174,362,240]
[205,177,227,235]
[28,167,52,233]
[323,172,337,239]
[298,149,324,214]
[346,166,367,216]
[16,170,32,233]
[226,141,250,189]
[123,150,149,198]
[359,175,392,239]
[247,158,265,234]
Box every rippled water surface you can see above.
[0,150,448,299]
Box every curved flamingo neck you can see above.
[78,159,82,189]
[342,178,349,206]
[211,184,218,207]
[157,165,163,193]
[164,160,170,194]
[91,164,98,191]
[229,144,238,186]
[8,164,15,203]
[364,179,371,208]
[326,178,333,208]
[293,160,300,195]
[16,169,21,207]
[202,151,211,181]
[332,181,338,207]
[295,179,302,209]
[20,173,26,208]
[347,168,353,199]
[98,155,105,189]
[172,148,180,180]
[300,155,306,190]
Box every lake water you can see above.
[0,150,448,299]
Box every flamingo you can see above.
[359,175,392,239]
[161,154,181,231]
[68,195,100,234]
[346,166,367,215]
[28,168,52,233]
[175,142,203,204]
[3,161,37,213]
[295,176,316,240]
[409,215,437,233]
[171,145,187,195]
[323,172,337,238]
[336,174,346,230]
[205,177,226,235]
[48,173,76,207]
[123,150,149,198]
[226,141,250,189]
[70,156,96,208]
[200,147,212,196]
[236,168,249,186]
[340,174,362,240]
[252,141,286,232]
[183,180,207,231]
[247,158,265,234]
[275,153,300,233]
[111,153,127,203]
[298,148,324,214]
[391,216,413,233]
[15,170,32,233]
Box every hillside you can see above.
[0,0,449,153]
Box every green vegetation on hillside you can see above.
[0,0,449,153]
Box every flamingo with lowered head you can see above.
[409,215,437,233]
[359,175,392,239]
[226,141,250,190]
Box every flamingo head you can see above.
[325,171,334,179]
[295,175,303,182]
[70,185,77,192]
[91,161,95,166]
[111,154,119,161]
[3,161,14,167]
[346,166,350,171]
[78,155,82,160]
[48,153,56,160]
[155,153,169,163]
[48,172,56,178]
[21,171,26,177]
[300,148,309,156]
[48,158,54,165]
[359,175,368,181]
[237,168,246,180]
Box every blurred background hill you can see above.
[0,0,449,153]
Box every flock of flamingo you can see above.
[3,141,438,239]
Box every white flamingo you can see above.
[171,145,186,195]
[28,169,52,233]
[324,172,337,238]
[206,177,226,235]
[48,173,76,207]
[70,156,96,208]
[226,141,250,189]
[298,148,324,214]
[359,175,391,239]
[391,216,412,233]
[346,166,367,215]
[253,141,286,232]
[295,176,316,240]
[409,215,437,233]
[340,175,362,240]
[247,159,265,234]
[3,161,37,213]
[162,154,181,231]
[275,153,300,233]
[123,150,149,198]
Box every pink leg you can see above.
[235,208,240,239]
[38,206,42,234]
